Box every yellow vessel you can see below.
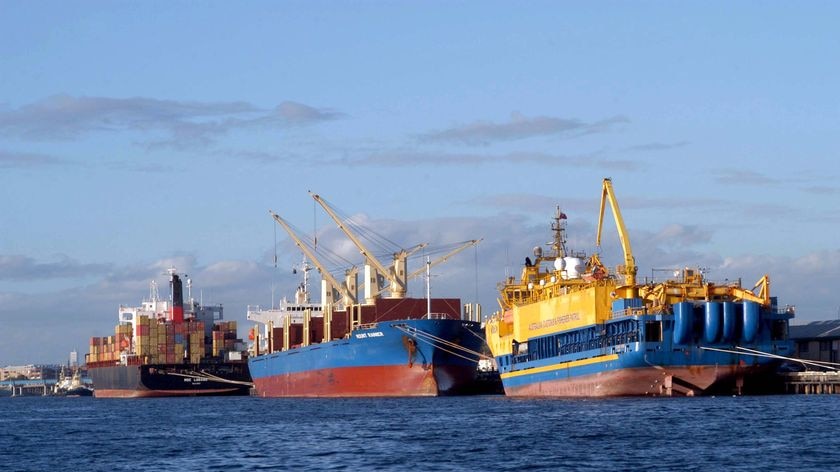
[485,179,794,396]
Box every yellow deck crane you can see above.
[595,178,639,299]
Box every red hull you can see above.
[253,364,439,397]
[505,365,772,397]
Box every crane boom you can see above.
[269,210,356,305]
[595,178,638,290]
[402,242,429,259]
[368,239,481,299]
[310,192,404,298]
[406,239,482,281]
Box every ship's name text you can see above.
[355,331,384,339]
[529,313,581,331]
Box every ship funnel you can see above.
[170,273,184,323]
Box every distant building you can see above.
[0,365,41,381]
[789,320,840,364]
[0,364,62,381]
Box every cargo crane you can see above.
[311,192,414,303]
[311,193,484,303]
[404,239,483,281]
[365,238,483,299]
[595,178,638,299]
[269,211,357,307]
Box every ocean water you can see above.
[2,395,838,471]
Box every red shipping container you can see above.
[309,319,325,344]
[271,327,283,352]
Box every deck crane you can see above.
[367,239,483,299]
[269,210,357,307]
[311,192,412,303]
[405,239,482,281]
[595,178,638,298]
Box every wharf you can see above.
[0,379,55,396]
[783,371,840,394]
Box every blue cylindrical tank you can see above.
[704,302,721,343]
[722,301,737,342]
[742,301,760,343]
[673,302,693,345]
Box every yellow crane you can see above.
[269,210,357,306]
[595,178,638,298]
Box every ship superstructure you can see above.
[485,179,794,396]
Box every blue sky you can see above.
[2,2,839,364]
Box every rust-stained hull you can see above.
[503,363,783,397]
[249,319,486,397]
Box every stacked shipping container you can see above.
[211,321,238,357]
[87,317,243,366]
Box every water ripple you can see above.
[1,395,838,470]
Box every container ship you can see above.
[247,195,492,397]
[86,269,252,398]
[485,179,794,397]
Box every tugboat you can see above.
[54,366,93,397]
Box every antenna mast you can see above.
[550,206,568,258]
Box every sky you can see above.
[1,1,839,365]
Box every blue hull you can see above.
[249,319,486,397]
[497,305,794,396]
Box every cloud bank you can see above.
[0,254,111,281]
[419,112,629,145]
[0,95,343,149]
[0,149,66,168]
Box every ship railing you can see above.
[425,313,455,320]
[356,322,379,330]
[612,307,647,318]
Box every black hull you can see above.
[89,361,252,398]
[57,387,94,397]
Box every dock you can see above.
[783,371,840,394]
[0,379,55,396]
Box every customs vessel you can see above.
[485,179,794,396]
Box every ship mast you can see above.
[425,256,431,318]
[293,254,313,304]
[550,206,568,259]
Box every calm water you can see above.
[2,395,838,471]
